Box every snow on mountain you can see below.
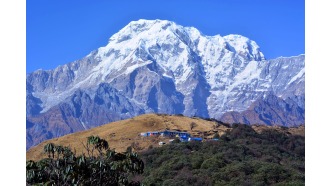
[26,19,304,149]
[28,19,266,113]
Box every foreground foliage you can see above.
[140,124,305,185]
[26,136,144,185]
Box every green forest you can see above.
[26,124,304,185]
[140,124,304,185]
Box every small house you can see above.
[188,137,203,142]
[141,130,191,139]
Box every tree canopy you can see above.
[26,136,144,186]
[140,124,305,185]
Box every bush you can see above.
[213,132,220,139]
[26,136,144,185]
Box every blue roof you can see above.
[190,137,202,141]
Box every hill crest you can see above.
[27,114,304,161]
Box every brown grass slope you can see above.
[27,114,228,161]
[26,114,304,161]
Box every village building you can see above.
[141,130,210,143]
[140,130,191,138]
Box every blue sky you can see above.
[27,0,305,73]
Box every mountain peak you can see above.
[26,19,305,149]
[128,19,175,27]
[106,19,264,61]
[108,19,177,42]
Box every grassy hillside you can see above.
[27,114,304,161]
[27,114,228,160]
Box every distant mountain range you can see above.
[26,19,304,150]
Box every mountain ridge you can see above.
[26,19,304,150]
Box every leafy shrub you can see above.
[26,136,144,185]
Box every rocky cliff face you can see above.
[26,19,304,149]
[220,94,305,126]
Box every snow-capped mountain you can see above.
[26,19,304,149]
